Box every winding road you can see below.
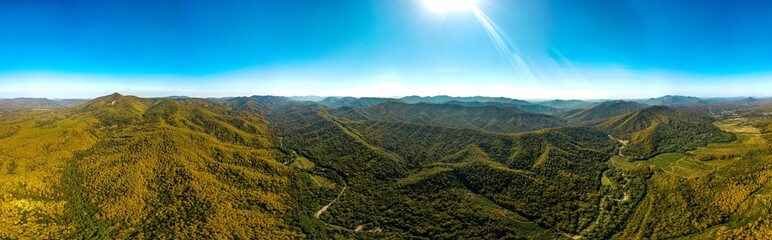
[315,184,347,218]
[609,135,629,157]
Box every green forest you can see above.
[1,93,771,239]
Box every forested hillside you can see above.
[1,94,770,239]
[538,99,597,109]
[638,95,703,106]
[597,105,735,159]
[566,100,648,122]
[0,98,87,114]
[329,102,566,133]
[0,94,304,238]
[319,97,399,108]
[272,103,616,238]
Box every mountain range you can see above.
[0,93,770,239]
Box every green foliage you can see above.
[273,102,615,237]
[598,105,736,159]
[567,100,647,122]
[616,149,772,239]
[0,96,303,239]
[1,94,771,239]
[330,102,566,133]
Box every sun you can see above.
[423,0,480,14]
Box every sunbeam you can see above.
[469,6,540,83]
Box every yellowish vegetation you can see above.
[0,95,304,239]
[610,118,769,179]
[0,113,97,238]
[613,117,772,239]
[2,94,771,239]
[291,156,315,170]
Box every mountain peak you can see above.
[568,100,647,122]
[79,93,149,119]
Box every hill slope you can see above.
[538,99,597,109]
[318,97,399,108]
[0,94,304,239]
[597,105,735,158]
[272,103,616,236]
[400,95,558,114]
[567,100,648,122]
[4,93,772,239]
[330,102,566,133]
[639,95,703,106]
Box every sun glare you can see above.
[423,0,480,13]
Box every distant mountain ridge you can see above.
[318,95,563,114]
[537,99,598,109]
[329,101,566,133]
[636,95,703,106]
[566,100,648,122]
[0,97,87,110]
[318,97,400,108]
[1,92,764,239]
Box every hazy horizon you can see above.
[1,92,770,102]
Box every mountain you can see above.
[566,100,648,122]
[538,99,597,109]
[699,97,772,115]
[400,95,534,105]
[316,95,562,114]
[0,98,87,111]
[399,95,560,114]
[0,93,303,238]
[287,95,326,102]
[596,105,735,158]
[0,98,62,109]
[273,103,616,237]
[737,102,772,118]
[77,93,153,125]
[164,95,191,99]
[319,97,400,108]
[329,102,566,133]
[442,100,560,114]
[638,95,703,106]
[225,95,292,115]
[4,93,772,239]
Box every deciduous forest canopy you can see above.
[1,94,771,239]
[1,0,772,239]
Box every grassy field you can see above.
[309,174,338,189]
[609,118,768,179]
[601,173,613,186]
[291,156,315,170]
[608,156,642,170]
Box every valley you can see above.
[3,0,770,238]
[0,94,770,239]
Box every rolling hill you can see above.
[318,95,561,114]
[638,95,703,106]
[400,95,534,105]
[0,98,87,112]
[3,93,772,239]
[272,102,616,237]
[597,105,735,158]
[329,102,566,133]
[566,100,648,122]
[0,94,303,238]
[225,95,292,115]
[538,99,597,109]
[400,95,559,114]
[318,97,400,109]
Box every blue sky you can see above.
[0,0,771,99]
